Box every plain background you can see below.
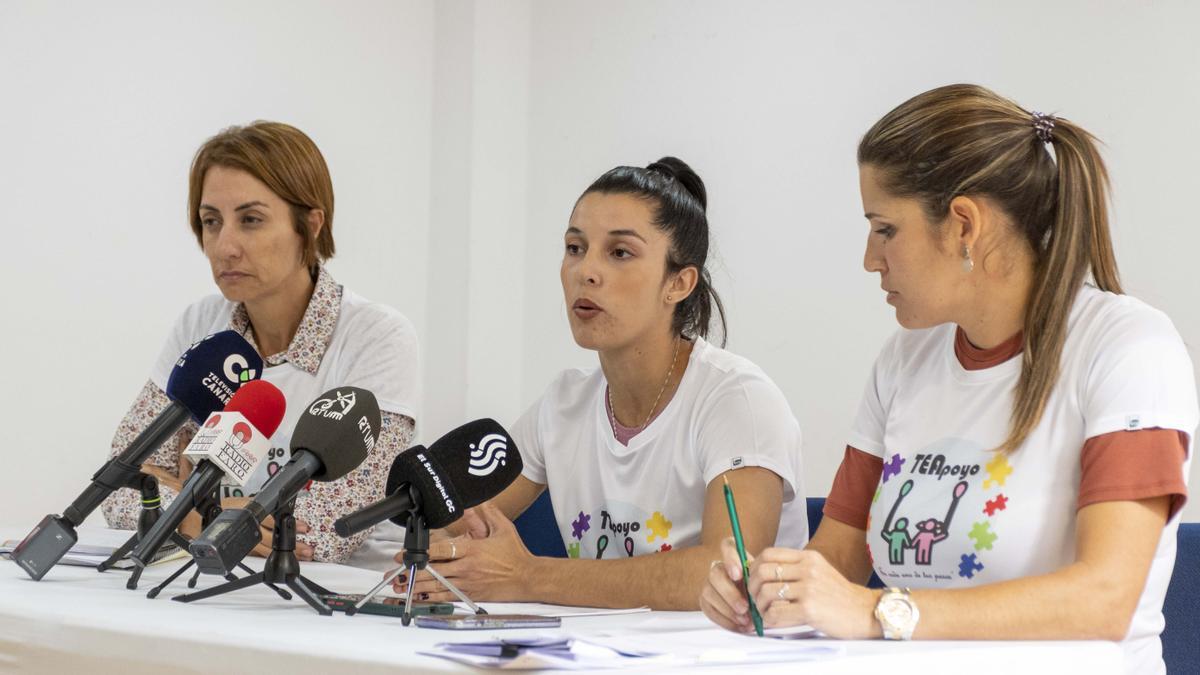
[2,0,1197,528]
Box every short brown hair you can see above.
[188,121,335,269]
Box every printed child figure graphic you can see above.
[913,519,948,565]
[880,479,969,566]
[882,517,912,565]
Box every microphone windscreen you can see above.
[290,387,381,481]
[166,331,264,423]
[386,419,522,529]
[224,380,286,437]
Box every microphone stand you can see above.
[345,510,486,625]
[171,499,333,615]
[97,473,191,581]
[145,488,291,600]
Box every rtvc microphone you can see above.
[333,418,523,536]
[11,330,262,581]
[129,380,285,568]
[189,386,381,575]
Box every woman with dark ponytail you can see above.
[396,157,808,609]
[702,85,1196,674]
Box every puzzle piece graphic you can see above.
[646,511,673,543]
[968,521,998,550]
[882,454,906,483]
[571,511,592,540]
[983,454,1013,489]
[958,553,984,579]
[983,494,1008,517]
[567,542,581,558]
[659,543,672,553]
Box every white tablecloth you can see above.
[0,527,1123,674]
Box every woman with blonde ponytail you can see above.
[701,85,1196,675]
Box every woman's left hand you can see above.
[392,503,534,602]
[747,548,881,639]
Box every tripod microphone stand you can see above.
[345,510,487,625]
[96,473,192,586]
[172,499,332,615]
[145,488,291,599]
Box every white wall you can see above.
[2,0,1198,528]
[518,0,1200,520]
[0,0,435,525]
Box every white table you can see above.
[0,527,1124,674]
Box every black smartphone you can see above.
[318,593,455,618]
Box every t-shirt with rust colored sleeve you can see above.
[844,285,1196,675]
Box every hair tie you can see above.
[1031,111,1055,144]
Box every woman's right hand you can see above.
[699,537,755,633]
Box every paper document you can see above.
[421,628,843,669]
[1,539,185,569]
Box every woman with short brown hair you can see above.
[102,121,419,564]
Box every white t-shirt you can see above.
[850,285,1197,675]
[513,337,808,560]
[150,288,420,496]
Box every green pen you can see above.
[722,475,764,636]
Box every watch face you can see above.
[881,598,914,626]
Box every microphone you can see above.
[333,418,523,536]
[128,380,286,569]
[189,386,381,575]
[11,331,262,581]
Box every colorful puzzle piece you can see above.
[983,494,1009,517]
[882,454,906,483]
[958,553,984,579]
[571,511,591,540]
[968,521,998,550]
[983,454,1013,489]
[646,511,673,543]
[567,542,581,558]
[659,543,672,553]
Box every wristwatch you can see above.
[874,587,919,640]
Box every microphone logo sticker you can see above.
[204,414,222,428]
[468,434,508,477]
[222,354,257,384]
[308,390,357,421]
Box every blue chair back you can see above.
[806,496,884,589]
[1163,523,1199,673]
[514,490,568,558]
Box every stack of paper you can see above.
[422,628,843,669]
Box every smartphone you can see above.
[415,614,563,630]
[318,593,455,618]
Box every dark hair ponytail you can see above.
[583,156,727,345]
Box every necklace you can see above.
[607,336,682,432]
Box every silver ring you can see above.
[777,583,789,600]
[775,564,783,582]
[450,541,457,560]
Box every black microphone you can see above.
[11,331,263,581]
[333,418,523,537]
[128,380,286,569]
[189,386,381,575]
